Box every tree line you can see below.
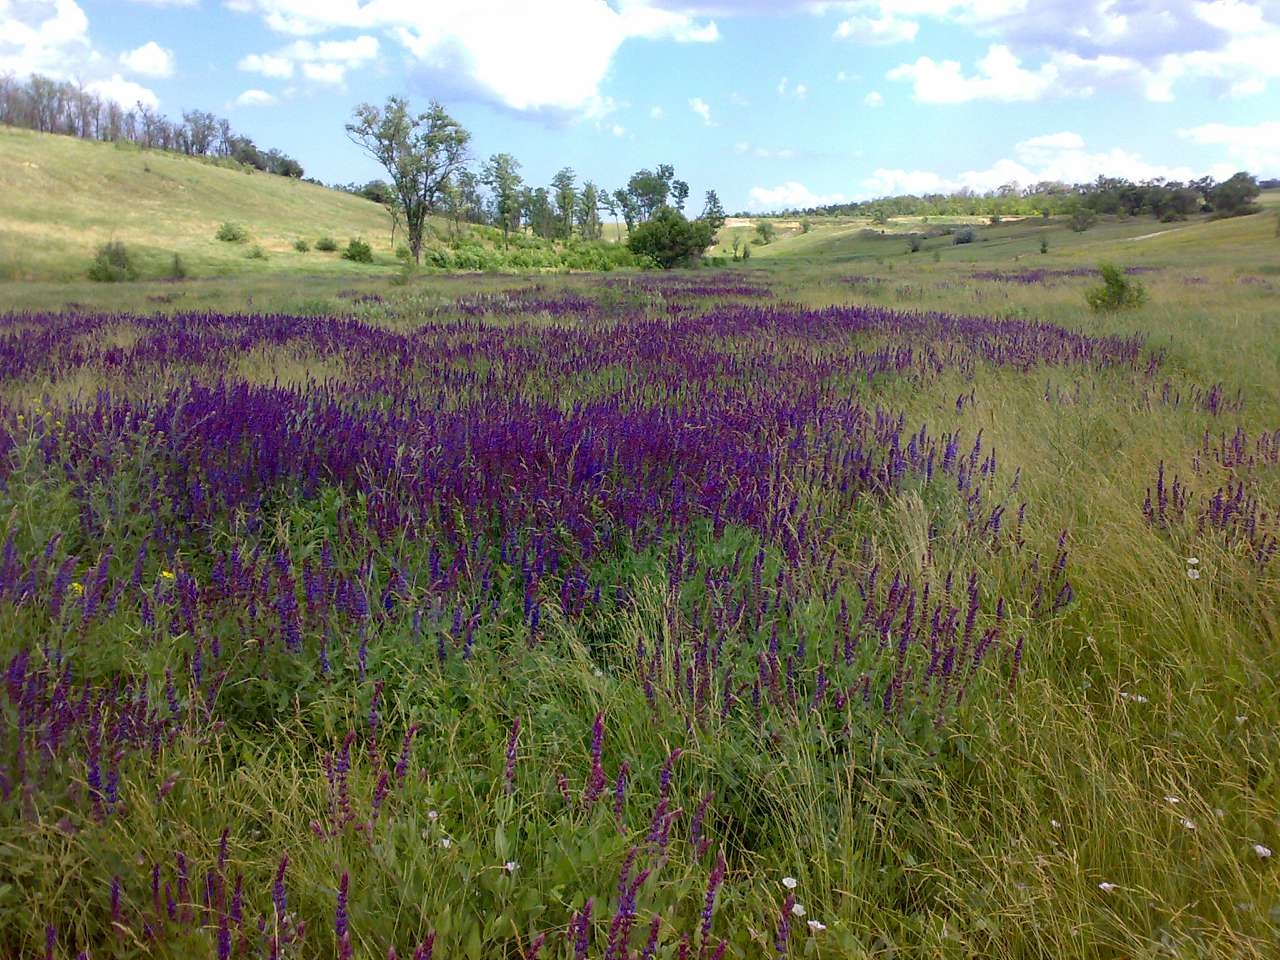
[345,97,726,266]
[776,172,1266,223]
[0,72,304,178]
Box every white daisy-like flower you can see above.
[1050,819,1061,829]
[1186,557,1199,565]
[1252,844,1272,858]
[1164,796,1181,804]
[782,877,798,889]
[503,861,518,872]
[1180,818,1196,830]
[428,810,439,821]
[806,920,826,932]
[440,837,452,849]
[791,902,806,917]
[1098,882,1118,892]
[1186,568,1201,580]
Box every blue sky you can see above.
[3,0,1279,210]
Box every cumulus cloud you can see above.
[863,90,883,106]
[1179,120,1280,173]
[231,88,277,107]
[120,40,175,77]
[689,96,713,124]
[227,1,719,113]
[650,105,665,119]
[888,43,1062,102]
[834,13,917,44]
[0,0,91,77]
[238,35,379,86]
[86,73,159,109]
[747,181,848,211]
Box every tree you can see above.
[1211,172,1260,216]
[551,167,577,241]
[625,169,670,221]
[626,206,715,268]
[755,220,776,244]
[612,188,639,234]
[575,181,604,240]
[700,190,726,233]
[671,179,690,213]
[482,153,523,248]
[346,97,471,264]
[1069,207,1097,232]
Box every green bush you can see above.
[342,238,374,263]
[907,235,922,253]
[952,226,976,245]
[246,244,268,260]
[627,207,716,269]
[1070,209,1097,233]
[315,236,338,252]
[215,221,248,243]
[394,244,412,262]
[87,241,138,282]
[1086,264,1148,312]
[293,238,311,253]
[168,253,188,279]
[1040,236,1049,254]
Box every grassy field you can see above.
[1,145,1279,959]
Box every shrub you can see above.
[1070,209,1097,232]
[1086,264,1148,312]
[627,208,715,269]
[755,221,777,244]
[215,221,248,243]
[293,238,311,253]
[168,253,188,279]
[907,236,922,253]
[87,241,138,282]
[342,238,374,263]
[989,214,1002,225]
[315,236,338,252]
[1040,236,1049,254]
[952,226,976,245]
[246,245,268,260]
[394,244,412,262]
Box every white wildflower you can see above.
[428,810,439,821]
[1186,568,1201,580]
[1252,844,1272,858]
[1164,796,1181,805]
[1180,818,1196,830]
[1050,819,1061,829]
[1098,882,1118,892]
[440,837,452,849]
[503,861,518,872]
[791,902,806,917]
[782,877,798,889]
[1186,557,1199,565]
[806,920,826,932]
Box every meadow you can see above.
[1,170,1279,960]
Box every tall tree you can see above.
[482,153,523,248]
[576,181,604,240]
[700,190,726,232]
[551,167,577,241]
[611,188,638,234]
[346,96,471,264]
[671,179,690,213]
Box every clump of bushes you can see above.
[342,238,374,263]
[315,236,338,252]
[87,241,138,282]
[1070,209,1097,233]
[1086,263,1148,312]
[246,244,268,260]
[293,238,311,253]
[1040,236,1049,254]
[215,221,248,243]
[907,235,922,253]
[952,226,976,245]
[168,253,188,279]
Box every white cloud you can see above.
[1179,121,1280,173]
[888,43,1061,102]
[232,88,277,107]
[729,91,750,106]
[689,96,713,124]
[128,0,197,6]
[238,53,294,78]
[835,13,918,44]
[747,181,848,211]
[863,90,884,106]
[238,34,378,86]
[86,73,159,109]
[610,122,629,137]
[776,75,807,98]
[836,70,849,81]
[120,40,174,77]
[0,0,91,77]
[649,105,665,119]
[735,141,798,160]
[228,1,720,114]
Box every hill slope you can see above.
[0,126,403,281]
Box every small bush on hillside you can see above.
[246,244,268,260]
[907,235,922,253]
[215,222,248,243]
[953,226,976,245]
[168,253,188,279]
[315,236,338,252]
[394,244,412,262]
[1070,209,1097,233]
[989,214,1002,225]
[1086,264,1148,312]
[293,238,311,253]
[627,208,716,269]
[755,221,777,245]
[87,241,138,282]
[342,238,375,263]
[1040,237,1049,254]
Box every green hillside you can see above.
[0,125,405,281]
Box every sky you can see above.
[3,0,1279,211]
